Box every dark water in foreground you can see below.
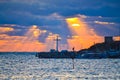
[0,53,120,80]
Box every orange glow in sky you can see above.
[0,27,14,33]
[0,26,46,52]
[0,40,46,52]
[114,36,120,41]
[66,17,104,51]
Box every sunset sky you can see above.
[0,0,120,52]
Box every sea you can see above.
[0,52,120,80]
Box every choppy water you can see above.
[0,53,120,80]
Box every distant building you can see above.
[104,36,113,43]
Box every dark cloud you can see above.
[0,0,120,17]
[0,0,120,37]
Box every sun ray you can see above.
[66,17,103,51]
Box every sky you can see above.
[0,0,120,52]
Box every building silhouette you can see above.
[104,36,113,43]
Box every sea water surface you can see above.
[0,53,120,80]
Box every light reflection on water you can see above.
[0,53,120,80]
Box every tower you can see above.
[54,36,61,52]
[104,36,113,43]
